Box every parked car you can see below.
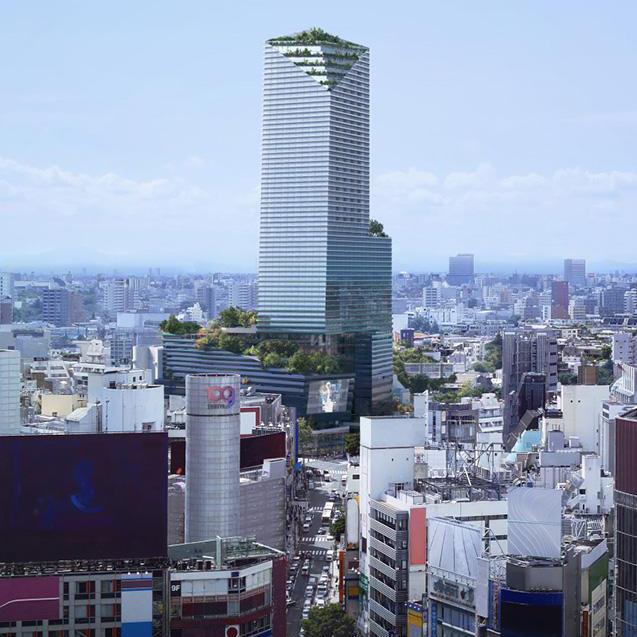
[326,549,334,561]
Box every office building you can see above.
[0,432,169,635]
[0,348,20,435]
[0,297,12,324]
[169,537,287,637]
[41,287,70,326]
[502,328,558,438]
[564,258,586,287]
[569,296,586,321]
[613,332,637,366]
[625,289,637,315]
[551,280,569,320]
[185,373,240,541]
[615,407,637,636]
[599,286,628,317]
[195,283,217,318]
[448,253,475,285]
[257,29,393,415]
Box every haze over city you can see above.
[2,1,637,272]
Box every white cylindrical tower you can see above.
[185,373,240,542]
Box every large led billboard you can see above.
[0,433,168,563]
[306,378,351,415]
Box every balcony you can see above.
[369,576,396,602]
[369,598,396,626]
[369,517,397,541]
[369,535,396,560]
[369,617,391,637]
[369,554,397,580]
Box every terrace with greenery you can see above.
[161,310,342,375]
[268,28,366,90]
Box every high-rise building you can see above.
[599,285,627,316]
[103,278,134,315]
[185,373,240,542]
[551,280,569,319]
[502,328,558,438]
[41,287,70,326]
[195,283,217,318]
[0,272,14,300]
[564,258,586,287]
[448,253,475,286]
[615,407,637,636]
[0,348,20,435]
[0,297,13,324]
[229,281,257,310]
[257,29,392,415]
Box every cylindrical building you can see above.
[185,373,240,542]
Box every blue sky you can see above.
[1,1,636,273]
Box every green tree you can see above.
[368,218,387,237]
[597,359,615,385]
[344,432,360,456]
[473,361,495,374]
[484,334,503,370]
[298,417,314,454]
[330,516,346,542]
[288,350,313,374]
[409,374,429,394]
[217,332,244,354]
[160,315,201,335]
[262,351,285,368]
[559,372,578,386]
[600,345,612,361]
[302,604,356,637]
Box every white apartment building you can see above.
[0,348,20,435]
[0,272,14,300]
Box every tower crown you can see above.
[267,28,367,90]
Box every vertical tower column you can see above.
[185,373,240,542]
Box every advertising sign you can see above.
[207,384,236,409]
[0,433,168,562]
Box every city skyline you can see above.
[2,2,637,272]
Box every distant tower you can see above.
[185,373,240,542]
[448,254,474,285]
[564,258,586,288]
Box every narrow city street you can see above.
[286,458,347,635]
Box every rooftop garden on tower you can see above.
[267,28,367,90]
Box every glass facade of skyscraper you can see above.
[258,30,392,414]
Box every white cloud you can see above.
[0,156,258,270]
[373,164,637,268]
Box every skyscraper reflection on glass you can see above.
[258,29,392,415]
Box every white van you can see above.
[326,549,334,562]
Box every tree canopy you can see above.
[160,315,201,335]
[301,604,357,637]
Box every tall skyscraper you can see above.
[564,258,586,287]
[257,29,392,415]
[501,328,558,438]
[0,348,21,435]
[551,280,569,319]
[448,253,474,285]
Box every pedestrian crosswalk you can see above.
[302,535,334,543]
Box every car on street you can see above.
[326,549,334,561]
[302,522,310,532]
[317,526,326,534]
[301,562,310,575]
[316,597,326,608]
